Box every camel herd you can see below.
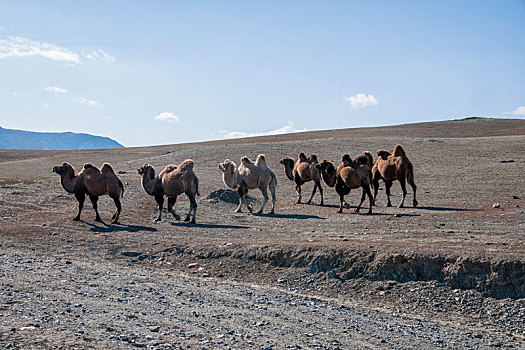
[52,144,418,224]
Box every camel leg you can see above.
[89,195,102,222]
[398,177,407,208]
[408,176,418,207]
[257,186,269,214]
[365,185,373,214]
[355,187,367,213]
[295,184,302,204]
[184,191,197,223]
[168,197,181,221]
[236,185,252,213]
[73,192,85,221]
[110,195,122,224]
[385,181,393,207]
[269,176,277,214]
[318,182,324,206]
[372,172,381,206]
[154,194,164,222]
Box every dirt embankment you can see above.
[139,245,525,300]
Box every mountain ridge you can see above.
[0,126,124,150]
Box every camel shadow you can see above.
[255,213,326,220]
[85,222,158,233]
[414,206,476,212]
[170,222,250,229]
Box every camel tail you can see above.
[118,178,125,198]
[271,170,278,187]
[407,162,415,183]
[195,177,200,197]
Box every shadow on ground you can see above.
[170,222,250,229]
[86,222,158,233]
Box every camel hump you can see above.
[298,153,307,162]
[241,156,253,165]
[308,154,318,163]
[178,159,194,171]
[363,151,373,164]
[255,154,266,166]
[341,154,353,164]
[376,150,391,159]
[393,144,406,157]
[82,163,100,172]
[101,163,115,174]
[355,154,369,165]
[159,165,177,177]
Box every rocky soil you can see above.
[1,118,524,349]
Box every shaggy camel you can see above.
[279,153,324,205]
[372,144,418,208]
[138,159,199,223]
[52,162,124,223]
[218,154,277,214]
[317,154,373,214]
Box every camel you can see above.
[372,144,418,208]
[279,153,324,205]
[52,162,124,223]
[317,154,373,214]
[138,159,199,223]
[218,154,277,214]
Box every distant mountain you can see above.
[0,127,124,150]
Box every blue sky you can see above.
[0,1,523,147]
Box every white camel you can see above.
[218,154,277,214]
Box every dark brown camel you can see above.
[279,153,324,205]
[371,144,418,208]
[138,160,199,223]
[317,154,373,214]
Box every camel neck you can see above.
[141,170,156,196]
[60,171,77,193]
[223,169,239,189]
[283,163,294,181]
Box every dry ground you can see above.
[1,118,524,349]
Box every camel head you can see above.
[316,160,337,187]
[218,159,239,189]
[279,157,295,168]
[52,162,74,176]
[279,157,295,181]
[137,164,155,177]
[218,159,236,174]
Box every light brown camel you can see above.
[317,154,373,214]
[52,162,124,223]
[372,144,418,208]
[218,154,277,214]
[279,153,324,205]
[138,159,199,223]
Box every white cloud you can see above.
[44,86,67,93]
[221,121,307,139]
[154,112,180,123]
[504,106,525,116]
[345,93,379,109]
[83,49,116,63]
[0,36,116,65]
[42,102,51,108]
[75,96,100,107]
[0,36,80,64]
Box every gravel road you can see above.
[0,245,514,349]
